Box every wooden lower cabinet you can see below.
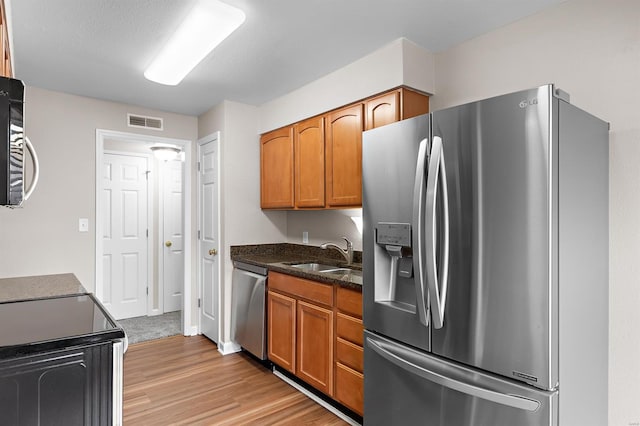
[267,272,363,416]
[267,290,296,374]
[334,286,364,415]
[296,301,333,395]
[334,362,364,416]
[336,337,363,372]
[267,272,334,396]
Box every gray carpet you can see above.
[117,311,181,344]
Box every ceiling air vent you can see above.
[127,113,164,131]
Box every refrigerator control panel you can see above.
[376,223,411,247]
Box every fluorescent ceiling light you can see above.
[144,0,246,86]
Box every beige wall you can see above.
[258,38,436,134]
[433,0,639,423]
[0,87,197,294]
[286,209,363,252]
[198,100,287,347]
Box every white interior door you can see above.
[102,153,149,320]
[199,138,219,343]
[162,159,184,313]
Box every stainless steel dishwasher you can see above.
[230,261,268,360]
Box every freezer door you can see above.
[364,331,558,426]
[362,114,432,352]
[429,86,557,390]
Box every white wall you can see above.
[198,100,287,346]
[0,86,197,294]
[258,38,436,134]
[433,0,639,423]
[286,209,363,251]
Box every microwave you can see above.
[0,76,38,207]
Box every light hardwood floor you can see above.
[123,335,349,425]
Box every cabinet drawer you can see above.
[269,271,333,307]
[336,313,363,346]
[336,337,363,373]
[336,286,362,318]
[335,363,364,416]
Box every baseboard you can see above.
[185,325,198,336]
[273,370,361,426]
[217,340,242,355]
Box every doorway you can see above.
[95,129,193,338]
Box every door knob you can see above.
[209,248,217,256]
[165,241,172,247]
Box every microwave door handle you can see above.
[412,138,429,326]
[426,136,449,329]
[23,137,40,201]
[366,336,540,412]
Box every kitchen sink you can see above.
[320,268,354,274]
[289,263,363,284]
[290,263,341,272]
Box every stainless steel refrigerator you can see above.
[362,85,608,426]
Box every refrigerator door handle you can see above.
[366,336,541,412]
[412,138,429,326]
[425,136,449,329]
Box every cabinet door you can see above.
[325,104,364,207]
[400,87,430,120]
[335,363,364,415]
[365,91,400,130]
[267,290,296,373]
[294,116,325,208]
[261,127,294,209]
[296,300,334,395]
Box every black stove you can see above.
[0,294,125,358]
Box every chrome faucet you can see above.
[320,237,353,265]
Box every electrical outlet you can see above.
[79,218,89,232]
[302,231,309,244]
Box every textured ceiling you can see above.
[9,0,565,116]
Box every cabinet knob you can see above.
[209,249,217,256]
[165,241,172,247]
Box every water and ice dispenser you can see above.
[374,223,416,311]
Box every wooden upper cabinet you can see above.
[401,87,430,120]
[294,116,325,208]
[260,87,428,210]
[325,104,364,207]
[366,88,429,130]
[261,127,294,209]
[366,91,400,130]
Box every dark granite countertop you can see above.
[231,243,363,291]
[0,273,89,303]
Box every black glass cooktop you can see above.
[0,294,125,358]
